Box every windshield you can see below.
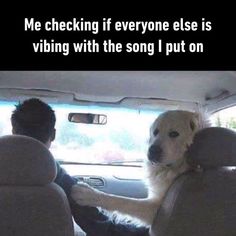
[0,101,164,165]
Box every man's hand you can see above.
[71,182,105,207]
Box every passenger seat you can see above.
[150,127,236,236]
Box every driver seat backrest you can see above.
[150,127,236,236]
[0,135,74,236]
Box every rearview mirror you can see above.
[68,113,107,125]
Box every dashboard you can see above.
[62,164,148,198]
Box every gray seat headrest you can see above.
[187,127,236,168]
[0,135,56,185]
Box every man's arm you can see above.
[55,162,109,220]
[55,162,149,236]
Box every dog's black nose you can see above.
[148,145,163,163]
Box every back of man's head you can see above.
[11,98,56,144]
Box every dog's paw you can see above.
[71,182,104,207]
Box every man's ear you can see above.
[50,128,56,142]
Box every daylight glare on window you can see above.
[0,101,163,165]
[211,106,236,131]
[52,104,161,165]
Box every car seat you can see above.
[150,127,236,236]
[0,135,75,236]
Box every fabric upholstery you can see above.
[150,127,236,236]
[0,135,74,236]
[0,135,56,185]
[187,127,236,168]
[150,169,236,236]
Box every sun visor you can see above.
[0,88,74,103]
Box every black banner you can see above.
[0,12,234,70]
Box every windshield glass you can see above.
[0,101,164,165]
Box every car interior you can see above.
[0,135,74,236]
[0,71,236,235]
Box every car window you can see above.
[211,106,236,131]
[0,101,164,166]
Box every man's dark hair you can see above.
[11,98,56,143]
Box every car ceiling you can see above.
[0,71,236,113]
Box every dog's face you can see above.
[147,110,200,165]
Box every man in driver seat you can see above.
[10,98,149,236]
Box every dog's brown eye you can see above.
[169,131,179,138]
[153,128,159,136]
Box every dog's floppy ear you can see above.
[189,112,200,132]
[190,120,196,131]
[192,111,211,130]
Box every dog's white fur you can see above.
[71,110,209,226]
